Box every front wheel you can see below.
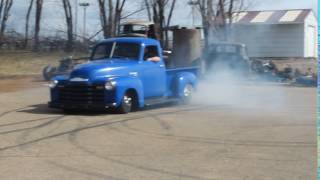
[181,84,194,104]
[115,93,133,114]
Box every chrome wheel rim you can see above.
[123,95,132,106]
[183,84,193,97]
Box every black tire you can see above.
[43,65,56,81]
[181,84,193,104]
[116,92,133,114]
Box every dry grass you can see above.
[0,50,317,77]
[0,51,88,77]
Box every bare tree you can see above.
[166,0,176,28]
[33,0,43,51]
[165,0,176,48]
[113,0,126,36]
[0,0,13,46]
[62,0,73,52]
[144,0,177,48]
[98,0,108,38]
[196,0,214,48]
[144,0,152,21]
[151,0,164,44]
[196,0,244,45]
[24,0,34,48]
[108,0,114,36]
[97,0,126,38]
[0,0,5,21]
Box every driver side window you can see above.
[143,46,159,61]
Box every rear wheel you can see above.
[116,92,133,114]
[181,84,193,104]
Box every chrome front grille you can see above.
[58,84,105,104]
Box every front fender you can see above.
[175,72,197,98]
[109,76,144,108]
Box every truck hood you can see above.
[69,59,138,81]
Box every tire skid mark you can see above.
[47,160,128,180]
[0,116,57,128]
[0,106,29,119]
[0,116,143,151]
[151,115,172,131]
[0,115,64,135]
[0,105,217,151]
[16,115,66,149]
[223,123,314,138]
[119,121,315,148]
[224,155,305,162]
[104,123,137,135]
[68,125,216,180]
[0,104,314,151]
[64,118,134,180]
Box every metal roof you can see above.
[223,9,314,24]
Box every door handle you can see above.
[129,72,138,76]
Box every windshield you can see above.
[91,42,140,60]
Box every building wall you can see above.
[304,11,318,57]
[230,24,305,58]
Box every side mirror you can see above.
[163,50,172,55]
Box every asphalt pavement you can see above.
[0,85,316,180]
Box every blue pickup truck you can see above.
[49,37,198,113]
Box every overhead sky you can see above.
[253,0,317,12]
[6,0,318,39]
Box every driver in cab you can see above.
[144,46,160,62]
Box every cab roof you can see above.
[99,37,160,46]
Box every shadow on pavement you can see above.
[18,102,181,116]
[17,103,116,116]
[17,104,62,115]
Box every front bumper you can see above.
[48,101,117,110]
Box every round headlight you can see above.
[105,81,116,90]
[49,80,58,88]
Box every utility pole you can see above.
[74,0,78,40]
[188,0,198,26]
[79,2,89,42]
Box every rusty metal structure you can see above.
[171,28,202,67]
[118,20,158,40]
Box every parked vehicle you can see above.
[118,20,158,40]
[42,57,87,81]
[48,37,198,113]
[204,43,250,75]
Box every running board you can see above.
[144,97,180,106]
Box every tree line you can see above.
[0,0,246,52]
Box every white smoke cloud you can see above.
[192,68,287,112]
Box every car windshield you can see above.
[91,42,140,60]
